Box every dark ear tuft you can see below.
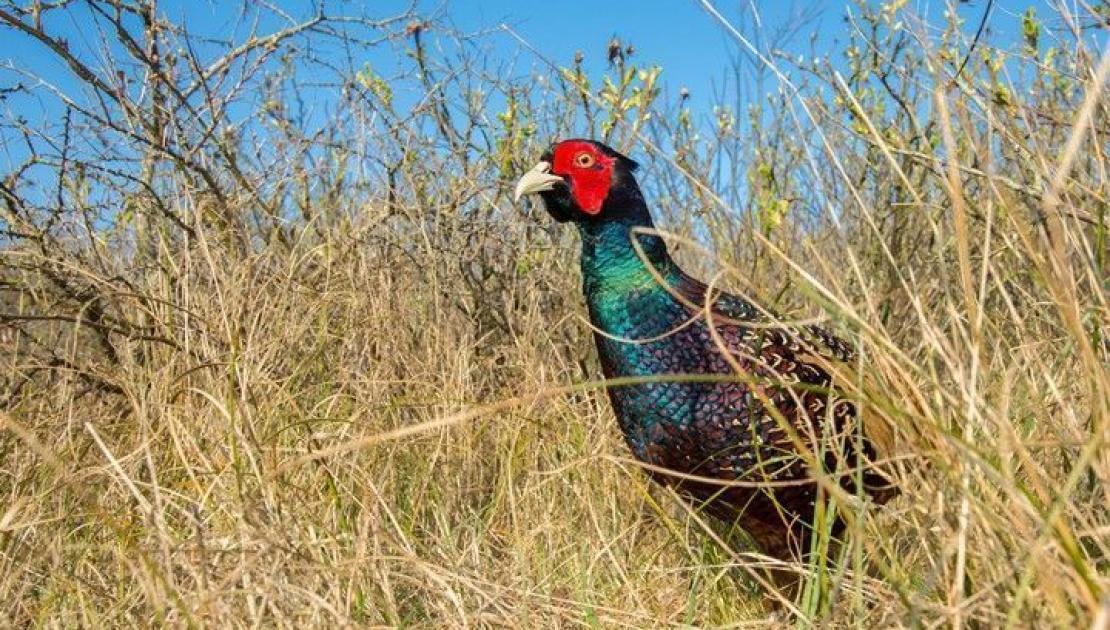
[594,142,639,172]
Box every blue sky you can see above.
[444,0,834,111]
[0,0,1053,200]
[0,0,1035,119]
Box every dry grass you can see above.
[1,1,1108,627]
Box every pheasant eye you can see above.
[574,152,595,168]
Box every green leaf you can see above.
[1022,7,1040,52]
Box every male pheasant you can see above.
[515,139,897,561]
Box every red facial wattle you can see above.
[551,141,614,215]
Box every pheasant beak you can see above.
[513,161,564,202]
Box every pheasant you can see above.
[514,139,897,561]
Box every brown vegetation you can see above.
[0,1,1106,626]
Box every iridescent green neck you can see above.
[578,219,674,297]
